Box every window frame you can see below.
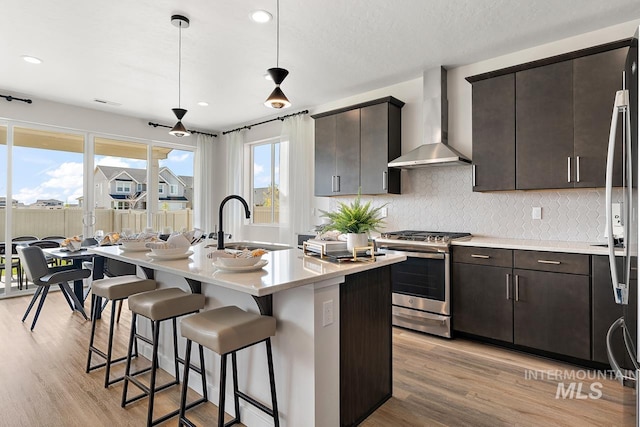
[246,137,281,226]
[115,180,132,193]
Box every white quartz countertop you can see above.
[89,243,406,297]
[452,236,623,256]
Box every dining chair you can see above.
[42,235,66,241]
[29,240,61,266]
[0,243,22,290]
[17,246,91,331]
[12,235,39,242]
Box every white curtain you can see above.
[194,134,216,233]
[279,115,314,246]
[223,130,246,241]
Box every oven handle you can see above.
[378,248,446,259]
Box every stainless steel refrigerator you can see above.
[606,25,639,427]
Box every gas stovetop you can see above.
[375,230,472,250]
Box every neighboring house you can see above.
[0,197,22,208]
[94,165,192,211]
[30,199,64,209]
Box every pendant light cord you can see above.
[276,0,280,68]
[178,22,183,108]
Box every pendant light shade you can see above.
[169,15,191,137]
[264,67,291,108]
[265,0,291,109]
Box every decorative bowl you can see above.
[216,256,262,267]
[149,247,190,256]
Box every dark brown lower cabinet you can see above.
[340,266,392,427]
[452,263,513,342]
[513,269,590,360]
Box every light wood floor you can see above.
[0,292,635,426]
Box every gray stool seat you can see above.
[179,306,279,427]
[92,275,156,300]
[181,306,276,355]
[128,288,205,321]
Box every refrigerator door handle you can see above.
[606,89,630,305]
[607,317,638,385]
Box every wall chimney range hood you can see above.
[388,67,471,168]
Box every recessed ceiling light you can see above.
[250,10,272,23]
[21,55,43,64]
[197,101,209,107]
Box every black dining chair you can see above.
[12,235,39,242]
[0,243,22,290]
[17,246,91,331]
[42,235,66,241]
[29,240,61,267]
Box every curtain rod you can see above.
[222,109,309,135]
[1,94,32,104]
[148,122,217,138]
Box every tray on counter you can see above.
[302,242,379,263]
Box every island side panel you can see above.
[340,265,392,426]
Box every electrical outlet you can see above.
[612,203,622,227]
[532,207,542,220]
[380,207,388,218]
[323,300,334,326]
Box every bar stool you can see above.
[178,305,279,427]
[86,275,157,387]
[121,287,207,427]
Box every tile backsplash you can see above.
[330,166,622,243]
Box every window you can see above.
[137,183,143,192]
[169,184,178,195]
[250,140,280,224]
[115,180,131,193]
[158,184,165,195]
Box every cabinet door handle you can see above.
[331,176,336,192]
[506,273,511,300]
[335,175,340,192]
[472,164,476,187]
[471,254,490,259]
[576,156,581,183]
[537,260,561,265]
[382,171,388,190]
[515,275,520,302]
[567,157,571,183]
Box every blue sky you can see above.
[0,146,194,205]
[253,142,279,189]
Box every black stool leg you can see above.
[178,339,192,426]
[266,338,280,427]
[230,352,241,424]
[85,296,100,373]
[103,299,118,388]
[218,353,228,427]
[173,317,180,382]
[147,320,161,427]
[199,344,208,401]
[121,313,138,408]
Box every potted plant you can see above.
[320,194,386,250]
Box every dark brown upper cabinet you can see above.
[471,74,516,191]
[468,40,629,191]
[312,97,404,196]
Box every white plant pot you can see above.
[346,233,368,251]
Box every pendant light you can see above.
[264,0,291,109]
[169,14,191,137]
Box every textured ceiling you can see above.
[2,0,640,133]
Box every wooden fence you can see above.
[0,208,193,240]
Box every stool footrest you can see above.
[134,332,154,346]
[237,390,276,417]
[87,347,129,372]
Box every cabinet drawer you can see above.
[514,250,589,275]
[452,247,513,268]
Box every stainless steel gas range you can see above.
[375,230,472,338]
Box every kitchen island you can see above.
[90,242,406,427]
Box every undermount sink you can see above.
[224,241,293,252]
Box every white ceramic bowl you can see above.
[120,241,148,251]
[216,256,261,267]
[150,247,189,256]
